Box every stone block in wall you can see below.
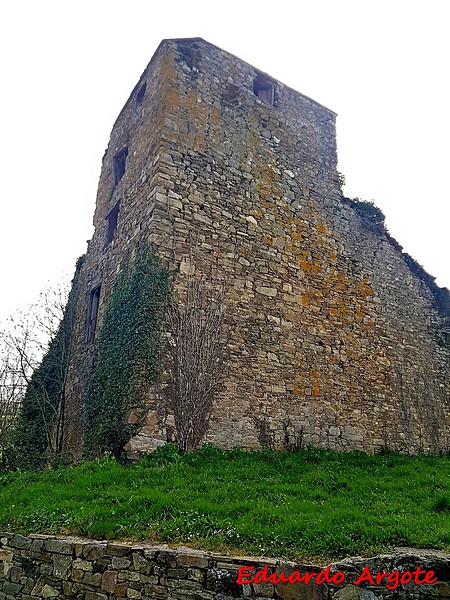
[101,570,117,593]
[333,585,378,599]
[276,579,325,600]
[83,571,103,586]
[177,552,209,569]
[41,583,59,597]
[72,558,93,572]
[107,542,132,557]
[84,591,108,600]
[52,553,72,577]
[206,568,242,596]
[111,555,132,569]
[44,539,74,555]
[132,550,152,573]
[8,535,31,550]
[0,549,12,563]
[2,581,23,596]
[143,582,166,597]
[114,581,129,597]
[82,543,106,560]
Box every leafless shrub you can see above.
[282,417,304,452]
[0,281,70,466]
[162,273,228,453]
[0,341,24,461]
[255,417,275,450]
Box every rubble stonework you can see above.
[1,534,450,600]
[61,38,450,461]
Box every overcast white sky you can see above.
[1,0,449,323]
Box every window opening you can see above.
[136,83,146,106]
[253,74,275,106]
[87,286,101,344]
[105,203,120,247]
[113,147,128,185]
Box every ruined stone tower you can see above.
[61,38,450,462]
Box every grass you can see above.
[1,444,450,561]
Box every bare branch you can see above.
[0,278,70,466]
[162,272,229,452]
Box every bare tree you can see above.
[0,280,71,468]
[162,273,229,453]
[0,339,25,462]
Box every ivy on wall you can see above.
[6,257,84,471]
[83,245,170,459]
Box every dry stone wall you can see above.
[61,38,450,461]
[1,534,450,600]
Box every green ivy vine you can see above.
[83,245,170,459]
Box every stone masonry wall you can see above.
[61,40,174,461]
[61,38,450,461]
[1,533,450,600]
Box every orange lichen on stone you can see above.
[356,281,374,297]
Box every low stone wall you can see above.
[1,533,449,599]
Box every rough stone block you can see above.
[30,539,45,554]
[107,543,132,557]
[41,583,59,598]
[52,553,72,577]
[334,585,378,600]
[101,570,117,593]
[276,580,324,600]
[0,550,13,562]
[115,582,128,597]
[83,543,106,560]
[83,571,102,587]
[85,591,108,600]
[8,565,21,583]
[2,581,23,595]
[177,553,209,569]
[112,556,132,569]
[143,583,166,597]
[167,568,187,579]
[132,551,151,573]
[8,535,31,550]
[44,539,74,555]
[72,558,93,572]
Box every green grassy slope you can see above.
[1,445,449,561]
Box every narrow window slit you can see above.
[113,147,128,185]
[87,285,101,344]
[253,74,275,106]
[105,203,120,247]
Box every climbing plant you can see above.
[83,245,170,459]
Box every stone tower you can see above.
[61,38,450,462]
